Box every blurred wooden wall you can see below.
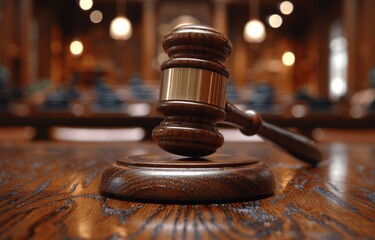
[0,0,374,97]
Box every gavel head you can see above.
[152,25,233,157]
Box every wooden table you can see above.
[0,141,374,239]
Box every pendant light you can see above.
[109,0,132,40]
[243,0,266,43]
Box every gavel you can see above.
[152,25,322,165]
[100,25,322,203]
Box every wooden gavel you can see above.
[152,25,322,165]
[100,25,321,203]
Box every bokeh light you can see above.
[243,19,266,43]
[70,40,84,56]
[282,51,295,66]
[79,0,93,11]
[268,14,283,28]
[109,16,132,40]
[280,1,294,15]
[90,10,103,23]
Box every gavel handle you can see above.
[224,102,322,165]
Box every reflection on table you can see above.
[0,141,373,239]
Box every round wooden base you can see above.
[100,154,275,203]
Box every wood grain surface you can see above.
[100,154,275,203]
[0,141,374,239]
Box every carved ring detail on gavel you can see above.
[152,25,322,165]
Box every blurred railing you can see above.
[1,100,374,143]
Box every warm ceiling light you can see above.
[268,14,283,28]
[110,0,132,40]
[282,51,295,66]
[109,16,132,40]
[90,10,103,23]
[280,1,294,15]
[243,0,265,43]
[79,0,93,11]
[70,40,84,56]
[243,19,266,43]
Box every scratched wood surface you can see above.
[0,141,374,239]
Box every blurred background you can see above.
[0,0,374,143]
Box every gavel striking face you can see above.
[152,25,322,164]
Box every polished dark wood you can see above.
[0,141,374,239]
[153,100,226,157]
[100,154,275,203]
[161,25,232,77]
[224,102,322,164]
[153,25,232,157]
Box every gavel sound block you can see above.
[100,25,322,203]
